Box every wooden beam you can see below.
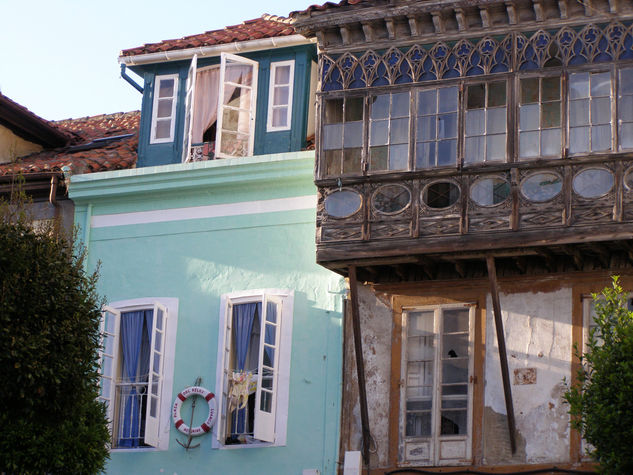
[348,265,372,465]
[563,245,584,271]
[486,255,517,454]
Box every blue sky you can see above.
[1,0,309,121]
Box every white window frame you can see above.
[150,74,179,144]
[400,303,475,466]
[98,297,178,451]
[267,60,295,132]
[181,55,198,162]
[213,289,294,449]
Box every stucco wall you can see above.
[0,124,42,163]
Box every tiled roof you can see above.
[120,15,296,57]
[0,111,140,177]
[290,0,365,16]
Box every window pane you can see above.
[438,87,458,112]
[418,89,437,116]
[521,78,539,104]
[157,99,173,118]
[323,124,343,150]
[570,99,590,126]
[343,148,362,174]
[519,104,539,131]
[486,134,506,161]
[417,116,436,141]
[416,142,435,169]
[620,68,633,94]
[370,146,388,170]
[264,325,276,345]
[487,107,506,134]
[263,346,275,367]
[542,77,561,101]
[488,82,506,107]
[464,136,484,163]
[371,95,390,119]
[438,113,457,138]
[407,361,434,388]
[442,384,468,395]
[345,97,364,121]
[272,108,287,127]
[102,355,112,376]
[155,120,171,139]
[370,120,388,145]
[519,131,540,158]
[442,359,468,384]
[104,333,115,355]
[591,72,611,97]
[273,86,289,106]
[390,118,409,144]
[325,99,343,124]
[325,150,341,175]
[619,95,633,121]
[440,410,467,435]
[541,129,561,156]
[467,84,485,109]
[443,309,469,333]
[389,144,409,170]
[225,86,251,109]
[392,93,410,117]
[225,64,253,86]
[260,390,272,413]
[158,79,174,97]
[406,412,432,437]
[343,122,363,148]
[592,124,611,151]
[442,334,469,358]
[570,72,590,99]
[591,97,611,124]
[542,102,561,128]
[465,110,485,135]
[437,140,457,166]
[620,122,633,149]
[408,336,435,361]
[275,65,291,85]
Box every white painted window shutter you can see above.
[144,302,168,447]
[253,295,282,443]
[216,301,233,443]
[182,55,198,163]
[99,306,120,435]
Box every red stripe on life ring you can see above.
[177,393,186,402]
[175,419,184,429]
[205,392,214,401]
[200,422,210,432]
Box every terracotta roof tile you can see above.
[290,0,365,16]
[120,15,296,57]
[0,111,140,177]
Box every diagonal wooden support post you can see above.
[348,265,372,465]
[486,255,517,454]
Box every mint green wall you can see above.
[70,153,343,475]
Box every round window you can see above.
[324,190,362,218]
[624,168,633,191]
[521,172,562,202]
[573,168,614,198]
[470,177,511,207]
[422,181,460,209]
[372,184,411,214]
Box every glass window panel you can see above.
[591,72,611,97]
[442,334,469,358]
[443,309,469,333]
[442,359,468,384]
[323,124,343,150]
[275,65,291,85]
[570,72,590,99]
[467,84,485,109]
[389,144,409,170]
[409,311,435,336]
[273,86,289,106]
[465,110,485,136]
[418,90,437,116]
[263,346,275,367]
[262,375,273,390]
[470,177,510,206]
[151,396,158,417]
[225,86,251,108]
[570,127,590,153]
[464,136,484,163]
[408,399,433,411]
[541,129,561,156]
[343,148,362,174]
[542,77,561,101]
[619,95,633,122]
[345,97,364,121]
[486,134,506,161]
[437,140,457,166]
[325,99,343,124]
[487,107,506,134]
[222,108,240,132]
[105,312,116,333]
[424,182,460,208]
[407,362,433,388]
[156,309,163,330]
[438,87,458,113]
[155,120,171,139]
[591,97,611,124]
[158,79,174,97]
[392,93,410,117]
[102,356,112,376]
[343,122,363,148]
[620,68,633,94]
[264,325,276,346]
[521,78,539,104]
[442,384,468,395]
[438,113,457,139]
[370,146,388,171]
[260,390,272,413]
[407,384,433,399]
[157,99,172,118]
[442,397,468,409]
[620,122,633,149]
[371,95,390,119]
[373,184,411,214]
[416,142,435,169]
[153,331,162,351]
[408,338,435,361]
[220,132,249,156]
[104,334,115,355]
[406,412,432,437]
[324,190,362,217]
[542,102,561,128]
[324,150,341,176]
[521,172,563,201]
[570,99,590,126]
[519,131,540,158]
[237,110,251,134]
[573,169,614,198]
[417,116,436,141]
[519,104,539,131]
[390,118,409,144]
[225,64,252,86]
[440,410,467,435]
[153,353,160,371]
[592,124,611,151]
[370,120,389,146]
[272,108,287,127]
[488,82,506,107]
[101,377,111,398]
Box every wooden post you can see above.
[486,255,517,454]
[348,265,372,465]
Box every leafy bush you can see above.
[565,276,633,474]
[0,219,109,473]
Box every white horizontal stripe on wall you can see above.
[91,195,317,228]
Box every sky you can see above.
[1,0,311,121]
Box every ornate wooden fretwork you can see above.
[320,22,633,91]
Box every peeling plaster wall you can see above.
[484,288,572,465]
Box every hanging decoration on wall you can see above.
[173,378,217,449]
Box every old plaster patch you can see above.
[514,368,537,385]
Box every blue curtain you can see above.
[118,310,153,447]
[232,302,260,434]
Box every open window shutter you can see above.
[216,301,233,443]
[253,295,282,443]
[144,302,168,447]
[99,306,120,436]
[181,55,198,163]
[215,52,258,159]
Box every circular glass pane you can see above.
[624,169,633,191]
[521,173,562,202]
[422,181,460,209]
[373,184,411,214]
[573,168,614,198]
[470,177,511,206]
[324,190,362,218]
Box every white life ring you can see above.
[172,386,217,436]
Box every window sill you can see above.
[110,447,161,453]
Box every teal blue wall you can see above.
[132,45,316,168]
[70,153,342,475]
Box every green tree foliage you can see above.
[565,276,633,474]
[0,215,109,473]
